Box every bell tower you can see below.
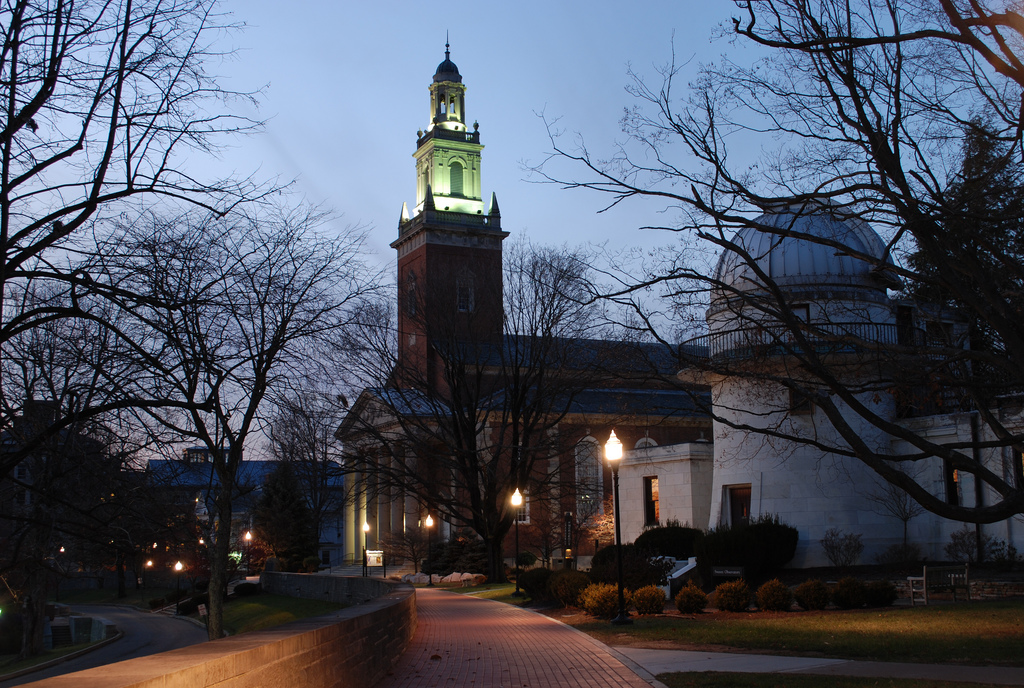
[392,45,507,384]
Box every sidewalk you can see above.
[374,588,653,688]
[375,588,1024,687]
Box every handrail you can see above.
[681,322,923,361]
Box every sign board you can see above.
[366,550,384,566]
[711,566,744,578]
[198,604,207,617]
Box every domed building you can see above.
[662,202,1023,566]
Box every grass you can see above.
[0,642,97,677]
[451,583,531,606]
[655,672,1009,688]
[219,593,344,635]
[566,599,1024,666]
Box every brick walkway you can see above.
[375,588,653,688]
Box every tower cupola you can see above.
[410,43,486,216]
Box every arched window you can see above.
[574,437,603,518]
[635,436,658,449]
[456,272,474,313]
[450,161,464,197]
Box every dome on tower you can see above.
[712,203,897,301]
[434,47,462,83]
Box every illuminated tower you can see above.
[393,44,506,384]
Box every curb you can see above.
[0,630,124,684]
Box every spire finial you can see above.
[445,32,450,60]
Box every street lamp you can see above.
[141,559,153,603]
[244,530,252,577]
[362,521,370,577]
[425,514,434,586]
[510,488,524,597]
[605,429,632,625]
[174,561,184,616]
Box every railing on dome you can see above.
[680,322,922,362]
[418,128,480,146]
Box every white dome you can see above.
[713,205,895,300]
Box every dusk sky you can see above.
[211,1,754,268]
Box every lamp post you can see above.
[244,530,252,577]
[141,559,152,604]
[510,488,524,597]
[605,429,632,625]
[174,561,184,615]
[362,521,370,577]
[425,514,434,586]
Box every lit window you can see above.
[575,438,602,517]
[643,476,659,526]
[515,492,530,524]
[450,162,464,196]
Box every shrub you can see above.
[634,525,702,559]
[176,592,209,616]
[589,546,673,590]
[832,577,867,609]
[696,514,798,583]
[991,539,1021,570]
[945,525,994,563]
[632,585,666,615]
[518,567,554,601]
[233,582,261,597]
[516,551,538,568]
[875,542,922,567]
[580,582,631,618]
[547,569,592,608]
[755,578,793,612]
[674,581,709,614]
[0,611,23,654]
[794,579,830,611]
[302,556,321,573]
[864,580,898,607]
[714,579,751,612]
[820,528,864,568]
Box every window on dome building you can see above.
[727,485,751,527]
[790,389,814,415]
[643,476,659,526]
[945,460,960,506]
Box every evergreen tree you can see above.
[252,462,316,572]
[909,121,1024,401]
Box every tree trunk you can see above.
[116,551,127,599]
[207,495,233,640]
[19,574,48,660]
[486,538,506,584]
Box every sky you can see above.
[208,1,750,270]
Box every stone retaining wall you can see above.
[893,579,1024,600]
[22,576,416,688]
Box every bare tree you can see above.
[267,385,349,563]
[0,0,267,476]
[865,466,927,546]
[534,0,1024,522]
[92,205,377,639]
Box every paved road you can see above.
[0,606,208,687]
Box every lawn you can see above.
[655,672,1009,688]
[562,599,1024,666]
[451,583,531,606]
[219,593,344,635]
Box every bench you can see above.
[907,564,970,605]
